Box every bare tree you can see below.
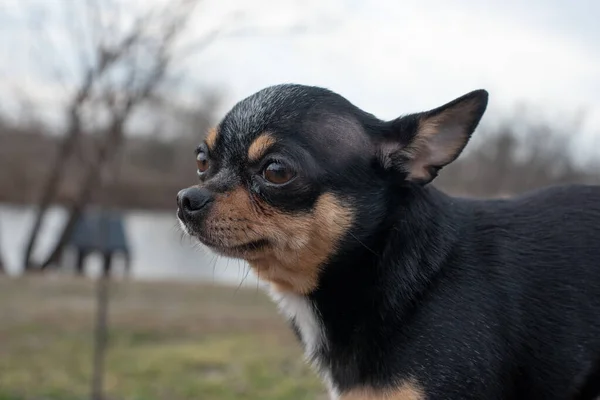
[40,15,184,269]
[436,114,599,197]
[20,0,200,271]
[18,2,207,399]
[22,61,110,270]
[20,4,147,270]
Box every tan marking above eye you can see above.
[205,127,218,150]
[248,133,276,162]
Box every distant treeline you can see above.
[1,115,598,209]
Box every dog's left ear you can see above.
[376,89,488,184]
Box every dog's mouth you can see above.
[178,215,270,259]
[202,237,269,254]
[198,237,271,260]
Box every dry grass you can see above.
[0,276,325,400]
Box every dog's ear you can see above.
[376,90,488,184]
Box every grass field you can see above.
[0,276,326,400]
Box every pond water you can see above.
[0,204,259,287]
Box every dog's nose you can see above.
[177,187,214,215]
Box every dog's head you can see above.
[177,84,488,294]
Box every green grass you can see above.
[0,276,325,400]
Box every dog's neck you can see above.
[314,185,459,331]
[269,185,462,396]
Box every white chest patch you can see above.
[268,288,338,399]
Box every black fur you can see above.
[178,84,600,399]
[313,184,600,399]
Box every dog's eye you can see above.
[196,151,209,174]
[263,162,294,185]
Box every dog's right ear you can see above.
[374,90,488,184]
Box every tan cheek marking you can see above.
[248,133,276,162]
[205,187,353,294]
[340,381,425,400]
[250,192,353,294]
[205,127,218,150]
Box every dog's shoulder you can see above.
[511,183,600,206]
[454,184,600,218]
[439,184,600,257]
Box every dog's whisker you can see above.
[235,264,252,294]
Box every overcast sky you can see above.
[1,0,599,148]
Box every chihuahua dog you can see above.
[177,84,600,400]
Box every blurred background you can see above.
[0,0,599,399]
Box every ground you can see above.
[0,276,326,400]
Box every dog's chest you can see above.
[269,290,325,358]
[268,289,337,396]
